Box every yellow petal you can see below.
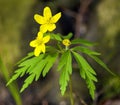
[40,24,48,33]
[43,7,52,19]
[43,35,50,43]
[37,31,43,40]
[30,39,38,47]
[34,14,45,24]
[34,46,42,56]
[51,12,61,23]
[41,44,45,53]
[47,24,56,31]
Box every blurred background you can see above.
[0,0,120,105]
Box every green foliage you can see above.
[71,39,97,46]
[7,51,58,92]
[58,50,72,95]
[72,51,97,99]
[7,34,115,100]
[7,33,115,100]
[72,46,115,76]
[103,76,120,99]
[50,33,62,41]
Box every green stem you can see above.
[0,56,22,105]
[69,76,74,105]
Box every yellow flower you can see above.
[62,39,71,47]
[34,6,61,33]
[30,32,50,56]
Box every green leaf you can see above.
[6,67,28,86]
[62,32,73,39]
[57,51,69,71]
[50,33,62,41]
[59,66,70,95]
[16,52,34,65]
[66,51,72,74]
[42,53,58,77]
[58,50,72,95]
[88,55,116,76]
[32,59,47,81]
[18,54,44,67]
[7,52,59,92]
[72,46,101,55]
[20,73,35,92]
[46,46,58,52]
[72,51,97,99]
[71,39,97,46]
[72,45,116,76]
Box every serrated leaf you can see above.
[86,72,97,82]
[72,46,100,55]
[58,50,72,95]
[6,67,28,86]
[72,51,97,99]
[59,66,70,95]
[32,59,47,81]
[7,53,56,92]
[71,39,97,46]
[73,46,115,76]
[20,73,35,92]
[88,55,116,76]
[66,51,72,74]
[42,53,58,77]
[16,52,34,65]
[18,54,44,67]
[86,78,95,99]
[57,51,69,71]
[73,52,96,75]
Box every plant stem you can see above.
[69,76,74,105]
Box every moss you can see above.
[0,0,35,70]
[97,0,120,47]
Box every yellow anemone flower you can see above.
[34,6,61,33]
[30,32,50,56]
[62,39,71,47]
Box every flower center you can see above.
[37,39,43,45]
[46,17,52,24]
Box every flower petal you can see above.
[40,24,48,33]
[43,7,52,19]
[43,35,50,43]
[34,46,42,56]
[37,31,43,40]
[51,12,61,23]
[47,24,56,31]
[41,44,45,53]
[34,14,45,24]
[30,39,38,47]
